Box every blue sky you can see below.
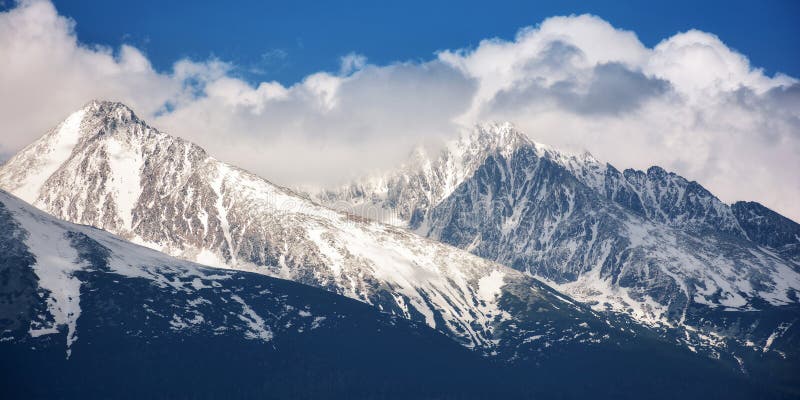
[39,0,800,86]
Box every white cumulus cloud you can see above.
[0,1,798,220]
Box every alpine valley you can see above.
[0,101,797,398]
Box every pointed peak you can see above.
[474,121,528,142]
[645,165,670,179]
[467,122,603,167]
[464,121,532,156]
[82,99,129,110]
[80,99,140,124]
[579,150,598,162]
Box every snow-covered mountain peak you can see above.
[311,122,609,228]
[468,121,532,157]
[82,99,136,117]
[75,99,167,143]
[308,123,536,227]
[402,121,533,172]
[469,121,604,171]
[60,100,145,143]
[0,100,213,236]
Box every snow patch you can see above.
[231,294,273,341]
[12,110,86,204]
[104,137,143,231]
[11,197,87,356]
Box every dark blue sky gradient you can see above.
[11,0,799,85]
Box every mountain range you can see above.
[1,101,798,397]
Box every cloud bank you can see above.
[1,1,798,220]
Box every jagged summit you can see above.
[468,122,602,166]
[312,121,607,228]
[77,100,144,137]
[83,98,135,113]
[470,122,532,155]
[401,122,531,169]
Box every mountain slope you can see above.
[0,189,508,398]
[0,101,642,362]
[732,200,800,263]
[1,190,779,399]
[315,123,800,382]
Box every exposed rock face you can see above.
[732,200,800,263]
